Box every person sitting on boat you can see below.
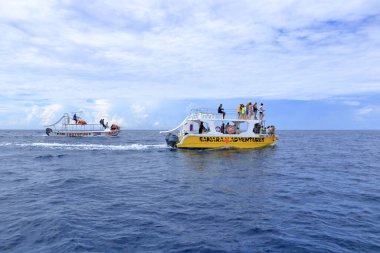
[261,126,267,134]
[100,119,107,129]
[267,126,272,135]
[111,124,120,130]
[268,125,276,136]
[218,104,226,119]
[253,123,260,134]
[73,113,78,124]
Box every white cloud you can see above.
[342,101,361,106]
[90,99,110,118]
[354,106,380,122]
[26,104,63,125]
[110,115,124,126]
[0,0,55,21]
[357,107,373,115]
[1,0,380,129]
[79,99,126,126]
[130,104,148,119]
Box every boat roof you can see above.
[187,118,259,122]
[186,110,260,122]
[160,109,263,133]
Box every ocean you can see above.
[0,130,379,253]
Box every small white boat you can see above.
[44,113,121,137]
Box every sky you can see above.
[0,0,380,130]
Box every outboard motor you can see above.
[165,133,179,148]
[46,128,53,136]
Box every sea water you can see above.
[0,130,379,252]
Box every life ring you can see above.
[226,125,235,134]
[215,126,221,132]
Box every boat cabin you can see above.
[172,109,268,136]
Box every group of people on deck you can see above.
[72,113,108,128]
[72,113,87,125]
[218,102,265,121]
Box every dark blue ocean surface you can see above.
[0,130,379,253]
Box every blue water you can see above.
[0,130,379,253]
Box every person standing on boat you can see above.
[218,104,226,119]
[259,103,264,121]
[241,105,246,119]
[73,113,78,124]
[248,102,253,119]
[253,102,258,120]
[199,121,205,134]
[245,102,250,119]
[100,119,107,129]
[221,122,225,134]
[237,104,241,119]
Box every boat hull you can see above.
[176,135,277,149]
[47,130,120,137]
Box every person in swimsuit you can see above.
[237,104,241,119]
[241,105,246,119]
[248,102,253,119]
[253,102,258,120]
[259,103,264,121]
[245,102,251,119]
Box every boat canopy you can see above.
[160,109,262,134]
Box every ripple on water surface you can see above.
[0,130,379,252]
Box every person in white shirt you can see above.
[259,103,264,121]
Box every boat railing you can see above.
[62,124,106,131]
[44,114,70,127]
[188,108,257,121]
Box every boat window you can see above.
[184,122,195,132]
[236,122,248,134]
[184,122,210,134]
[202,122,210,133]
[214,121,223,133]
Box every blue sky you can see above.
[0,0,380,130]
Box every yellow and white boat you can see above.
[161,109,278,149]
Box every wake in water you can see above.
[1,142,168,151]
